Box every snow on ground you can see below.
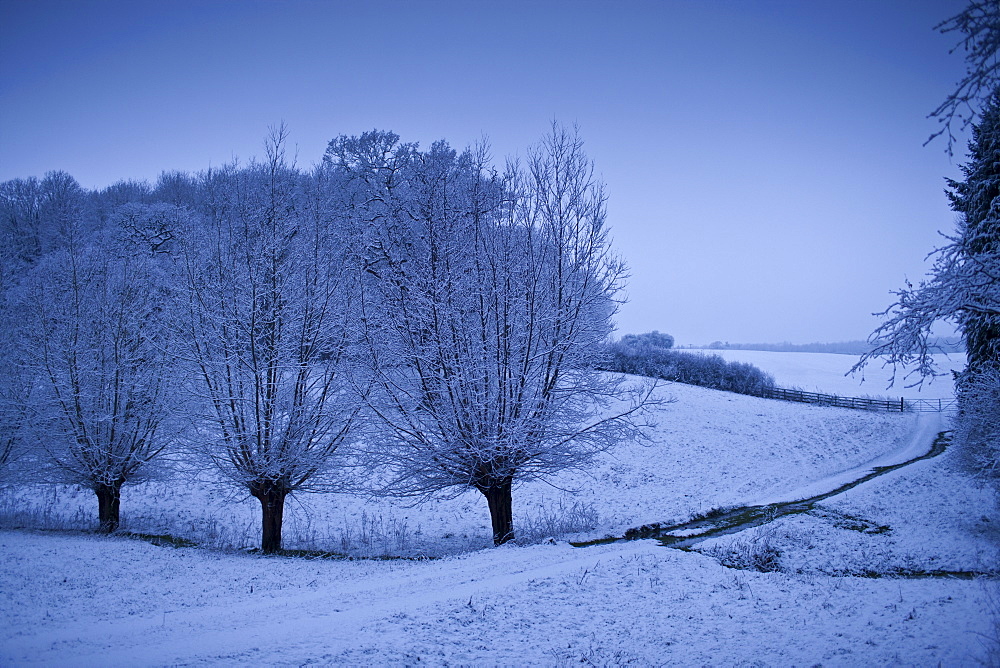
[1,382,920,555]
[0,367,997,665]
[0,529,994,666]
[684,349,964,399]
[699,443,1000,578]
[698,435,1000,575]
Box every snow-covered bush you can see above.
[954,366,1000,485]
[599,343,776,397]
[619,330,674,350]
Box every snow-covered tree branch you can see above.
[853,233,1000,387]
[861,82,1000,483]
[929,0,1000,154]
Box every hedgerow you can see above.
[599,336,776,397]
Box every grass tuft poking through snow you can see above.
[517,499,600,544]
[704,522,783,572]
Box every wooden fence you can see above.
[760,387,957,413]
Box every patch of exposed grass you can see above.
[243,547,433,561]
[808,507,892,535]
[120,532,198,548]
[517,499,599,543]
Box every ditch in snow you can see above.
[573,431,995,579]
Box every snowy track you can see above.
[752,411,944,507]
[1,537,659,666]
[1,521,992,666]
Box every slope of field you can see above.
[0,364,996,665]
[3,382,923,555]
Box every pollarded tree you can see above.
[15,242,177,532]
[177,128,358,554]
[347,126,651,546]
[0,290,29,485]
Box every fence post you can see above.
[900,397,905,412]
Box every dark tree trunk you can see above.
[251,482,288,554]
[95,483,122,534]
[480,479,514,546]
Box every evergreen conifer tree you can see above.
[945,89,1000,377]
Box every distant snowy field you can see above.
[685,349,964,399]
[1,365,996,665]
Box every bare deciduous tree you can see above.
[0,177,43,290]
[178,128,358,554]
[17,244,176,532]
[0,292,29,485]
[858,88,1000,485]
[346,126,651,546]
[859,61,1000,390]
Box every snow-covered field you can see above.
[1,366,997,665]
[685,349,964,399]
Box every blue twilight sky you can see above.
[0,0,971,345]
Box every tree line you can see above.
[0,124,652,552]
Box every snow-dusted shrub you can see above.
[706,524,782,572]
[330,512,412,558]
[619,330,674,350]
[954,366,1000,485]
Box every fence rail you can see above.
[760,387,957,413]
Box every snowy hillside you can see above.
[2,382,924,555]
[1,374,996,665]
